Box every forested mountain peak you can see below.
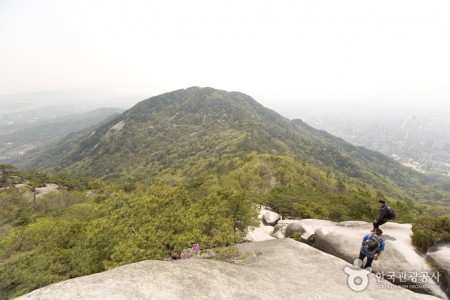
[124,87,287,127]
[22,87,295,176]
[18,87,449,206]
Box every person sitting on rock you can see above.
[358,228,385,269]
[373,199,389,230]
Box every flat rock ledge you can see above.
[18,239,438,300]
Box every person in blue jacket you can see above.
[359,228,385,269]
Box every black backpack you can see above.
[386,206,396,220]
[364,235,382,254]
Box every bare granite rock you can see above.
[427,243,450,297]
[244,221,275,242]
[34,183,59,199]
[285,219,337,240]
[262,210,281,226]
[314,222,447,299]
[18,239,438,300]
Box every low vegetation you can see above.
[0,169,258,298]
[411,216,450,253]
[1,158,448,298]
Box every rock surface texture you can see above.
[313,221,446,298]
[248,211,448,299]
[427,243,450,297]
[18,239,438,300]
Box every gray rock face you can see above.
[285,221,312,239]
[285,219,337,240]
[245,209,279,241]
[271,223,288,239]
[314,222,447,299]
[18,239,437,300]
[34,183,59,199]
[248,211,447,298]
[262,210,280,225]
[270,220,299,239]
[427,243,450,296]
[244,222,275,242]
[14,183,30,189]
[336,221,369,227]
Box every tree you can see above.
[0,164,16,186]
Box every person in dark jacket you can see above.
[373,199,389,230]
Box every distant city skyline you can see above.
[1,0,449,116]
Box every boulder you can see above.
[427,243,450,297]
[271,223,288,239]
[14,184,30,189]
[285,221,311,239]
[271,220,300,239]
[18,239,436,300]
[262,210,280,226]
[314,222,446,299]
[34,184,59,199]
[285,219,337,240]
[244,221,275,242]
[257,209,271,219]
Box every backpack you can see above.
[386,206,396,220]
[364,235,382,254]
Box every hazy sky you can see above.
[1,0,449,115]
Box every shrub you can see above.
[285,231,315,245]
[411,216,450,252]
[213,246,247,262]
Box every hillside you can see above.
[18,87,449,205]
[0,108,123,163]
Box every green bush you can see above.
[213,246,247,262]
[411,216,450,252]
[285,230,315,245]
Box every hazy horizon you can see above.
[1,0,449,118]
[1,86,448,122]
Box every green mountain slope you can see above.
[1,108,124,164]
[19,87,449,204]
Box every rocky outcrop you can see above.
[14,183,30,189]
[244,222,275,242]
[261,210,281,225]
[247,209,447,298]
[427,243,450,296]
[245,209,280,241]
[285,219,336,240]
[34,183,59,199]
[18,239,437,300]
[271,222,287,239]
[268,220,297,239]
[313,222,446,299]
